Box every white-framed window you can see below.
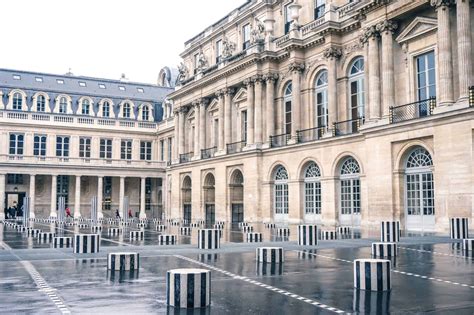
[13,92,23,110]
[405,148,434,217]
[36,95,46,112]
[59,97,68,114]
[315,0,325,19]
[33,134,47,157]
[416,51,436,101]
[304,162,321,214]
[123,102,131,118]
[340,157,360,215]
[103,101,111,118]
[121,139,132,160]
[142,105,150,121]
[349,57,365,120]
[79,137,91,159]
[284,82,292,135]
[9,133,24,155]
[100,139,112,159]
[274,166,289,215]
[243,24,251,50]
[81,99,91,115]
[140,141,152,161]
[315,70,328,128]
[56,136,70,158]
[216,39,223,63]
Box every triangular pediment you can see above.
[186,108,195,119]
[232,87,247,103]
[396,17,437,44]
[207,98,219,113]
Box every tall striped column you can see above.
[108,252,139,271]
[380,221,400,243]
[256,247,284,264]
[198,229,220,249]
[354,259,391,291]
[450,218,469,239]
[298,225,318,246]
[74,234,100,254]
[166,268,211,308]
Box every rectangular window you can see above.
[140,141,152,161]
[100,139,112,159]
[13,74,21,80]
[7,174,23,185]
[216,39,223,63]
[121,139,132,160]
[56,79,64,84]
[242,24,251,50]
[168,138,172,162]
[79,81,86,87]
[79,137,91,159]
[284,99,292,135]
[98,83,106,89]
[35,77,43,82]
[160,139,165,161]
[314,0,325,19]
[33,134,47,157]
[9,133,24,155]
[56,136,70,158]
[241,110,247,142]
[119,86,125,91]
[137,88,144,93]
[416,51,436,101]
[103,176,112,210]
[284,5,293,34]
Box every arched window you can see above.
[103,101,110,118]
[230,169,244,223]
[284,82,292,135]
[123,102,131,119]
[405,147,434,230]
[81,99,90,115]
[304,162,321,216]
[315,70,328,129]
[13,92,22,110]
[274,166,289,217]
[204,173,216,226]
[142,105,150,121]
[182,176,192,223]
[349,57,365,120]
[59,97,68,114]
[36,95,46,112]
[339,157,361,226]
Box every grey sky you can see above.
[1,0,246,84]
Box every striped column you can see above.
[371,242,398,257]
[91,226,102,233]
[130,230,144,240]
[180,227,191,235]
[213,224,224,230]
[77,223,89,229]
[256,247,284,263]
[276,228,290,237]
[320,230,337,240]
[108,252,139,271]
[166,268,211,308]
[246,232,263,243]
[354,259,391,291]
[256,261,283,276]
[380,221,400,243]
[298,225,318,246]
[159,234,177,245]
[462,239,474,251]
[242,226,253,233]
[74,234,100,254]
[137,223,147,229]
[28,229,41,237]
[155,225,166,232]
[108,228,121,236]
[198,229,220,249]
[53,236,73,248]
[265,223,276,229]
[238,222,249,228]
[450,218,469,239]
[337,226,351,235]
[37,232,55,242]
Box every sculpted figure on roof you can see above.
[177,62,188,84]
[251,17,265,44]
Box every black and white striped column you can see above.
[74,234,100,254]
[371,242,398,257]
[276,228,290,237]
[159,234,177,245]
[155,225,166,232]
[28,229,41,237]
[108,228,121,236]
[337,226,351,235]
[37,232,55,242]
[53,236,73,248]
[450,218,469,239]
[320,230,337,240]
[180,227,191,235]
[239,222,249,228]
[91,226,102,233]
[166,268,211,308]
[213,224,224,230]
[137,223,147,229]
[198,229,220,249]
[298,225,318,246]
[130,230,144,240]
[77,223,89,229]
[462,239,474,251]
[354,259,391,291]
[108,252,140,271]
[242,226,253,233]
[256,247,284,264]
[265,223,276,228]
[380,221,400,243]
[246,232,263,243]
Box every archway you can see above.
[338,157,361,227]
[229,170,244,223]
[203,173,215,227]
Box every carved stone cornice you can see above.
[430,0,455,10]
[359,25,379,44]
[376,20,398,34]
[323,47,342,60]
[288,62,305,73]
[263,72,279,83]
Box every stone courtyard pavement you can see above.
[1,222,473,314]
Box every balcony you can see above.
[227,140,246,154]
[389,98,435,124]
[270,133,291,148]
[333,117,364,136]
[201,146,217,160]
[297,126,326,143]
[179,152,193,164]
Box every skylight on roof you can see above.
[12,75,21,80]
[35,77,43,82]
[137,88,144,93]
[119,86,126,91]
[79,81,86,87]
[57,79,64,84]
[99,84,106,89]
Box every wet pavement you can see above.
[1,220,474,314]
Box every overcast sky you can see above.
[1,0,246,84]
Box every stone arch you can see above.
[297,158,323,180]
[332,151,364,177]
[395,141,434,172]
[267,161,291,182]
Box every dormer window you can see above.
[99,84,106,89]
[35,77,43,82]
[79,81,86,87]
[36,95,46,112]
[119,86,125,91]
[13,75,21,80]
[82,99,90,115]
[242,24,251,50]
[103,101,110,118]
[142,106,149,121]
[57,79,64,84]
[137,88,144,93]
[59,97,67,114]
[123,102,131,118]
[315,0,325,19]
[12,92,22,110]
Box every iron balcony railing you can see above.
[469,86,474,107]
[333,117,364,136]
[389,98,436,124]
[201,146,217,160]
[179,152,193,164]
[226,140,246,154]
[297,126,326,143]
[270,133,291,148]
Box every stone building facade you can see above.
[167,0,474,232]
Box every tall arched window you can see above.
[204,173,216,227]
[284,82,292,135]
[349,58,365,120]
[182,176,192,223]
[103,101,110,118]
[13,92,22,110]
[405,147,434,231]
[315,70,328,129]
[36,95,46,112]
[230,169,244,224]
[59,97,68,114]
[123,102,131,119]
[339,157,361,226]
[304,162,321,220]
[142,105,150,121]
[81,99,90,115]
[274,166,289,220]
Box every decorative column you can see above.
[254,76,263,145]
[264,73,278,142]
[29,174,36,219]
[289,62,305,140]
[366,25,381,120]
[119,176,125,215]
[74,175,81,218]
[323,47,342,129]
[0,174,5,220]
[224,88,234,147]
[97,176,103,219]
[377,20,397,117]
[193,101,200,158]
[217,90,225,151]
[140,177,146,219]
[431,0,454,105]
[199,100,206,153]
[456,0,472,100]
[244,79,255,146]
[50,175,57,218]
[173,110,179,160]
[178,108,186,156]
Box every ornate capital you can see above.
[224,88,235,95]
[243,78,254,87]
[430,0,454,10]
[288,62,305,73]
[215,89,225,99]
[376,20,398,34]
[359,25,379,44]
[263,73,279,83]
[323,47,342,60]
[252,74,263,84]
